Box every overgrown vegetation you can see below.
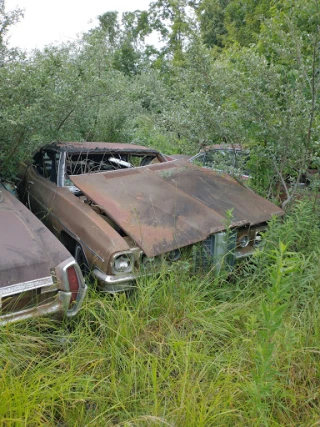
[1,1,320,425]
[1,200,320,426]
[1,0,319,202]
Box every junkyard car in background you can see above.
[190,144,251,180]
[0,182,87,325]
[190,145,320,201]
[19,142,284,292]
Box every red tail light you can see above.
[67,265,80,304]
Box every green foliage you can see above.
[193,0,229,48]
[1,2,320,425]
[0,44,173,174]
[247,242,298,425]
[1,206,320,425]
[1,0,319,193]
[98,11,119,45]
[223,0,281,47]
[0,4,23,50]
[148,0,196,65]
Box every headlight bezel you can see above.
[237,224,268,250]
[238,234,250,248]
[111,252,134,274]
[253,229,266,247]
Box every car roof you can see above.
[42,142,160,154]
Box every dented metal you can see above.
[18,142,284,292]
[70,161,283,257]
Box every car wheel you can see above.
[74,243,90,276]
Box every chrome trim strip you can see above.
[59,258,87,317]
[0,291,71,326]
[0,276,54,297]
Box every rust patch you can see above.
[71,163,284,257]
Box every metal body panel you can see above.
[18,142,285,292]
[43,142,164,158]
[0,185,86,324]
[0,184,70,286]
[71,162,283,257]
[24,165,130,272]
[161,163,282,224]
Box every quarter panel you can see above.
[32,182,131,273]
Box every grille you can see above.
[193,231,236,274]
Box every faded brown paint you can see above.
[0,185,71,286]
[0,184,87,324]
[19,142,285,292]
[71,161,284,257]
[23,166,131,273]
[49,142,163,156]
[202,144,245,152]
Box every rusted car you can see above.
[19,142,284,292]
[189,144,251,180]
[190,145,320,205]
[0,182,87,325]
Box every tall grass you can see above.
[1,199,320,426]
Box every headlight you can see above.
[254,231,264,247]
[113,254,133,273]
[167,249,181,262]
[239,235,250,248]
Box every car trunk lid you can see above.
[0,188,67,286]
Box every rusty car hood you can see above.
[0,185,71,286]
[70,162,284,257]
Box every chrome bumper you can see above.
[0,276,87,326]
[93,268,137,292]
[0,291,71,326]
[92,239,259,292]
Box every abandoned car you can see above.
[0,182,87,325]
[18,142,284,292]
[189,144,251,180]
[189,145,320,204]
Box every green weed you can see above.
[1,201,320,426]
